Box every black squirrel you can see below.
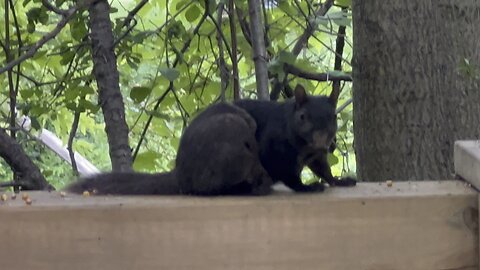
[67,103,272,195]
[66,84,355,195]
[235,84,356,192]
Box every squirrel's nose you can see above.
[312,131,329,149]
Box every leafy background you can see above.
[0,0,354,188]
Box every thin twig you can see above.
[207,12,233,61]
[9,0,23,116]
[67,110,81,175]
[122,0,148,28]
[336,98,352,114]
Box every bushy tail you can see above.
[65,171,179,195]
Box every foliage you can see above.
[0,0,355,188]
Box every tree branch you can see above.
[207,10,233,61]
[122,0,148,28]
[89,0,132,171]
[42,0,68,15]
[331,20,347,106]
[235,6,252,46]
[336,98,352,114]
[67,110,81,175]
[248,0,270,100]
[228,0,240,100]
[0,128,53,190]
[284,63,352,82]
[216,3,229,102]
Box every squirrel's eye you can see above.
[299,113,305,121]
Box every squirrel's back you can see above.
[66,102,272,196]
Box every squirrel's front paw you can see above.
[334,176,357,187]
[296,182,326,193]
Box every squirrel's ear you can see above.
[294,84,308,107]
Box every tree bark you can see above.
[228,0,240,100]
[248,0,269,100]
[353,0,480,182]
[89,0,132,172]
[0,128,53,190]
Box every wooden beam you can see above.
[0,181,477,270]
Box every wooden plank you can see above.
[0,181,477,270]
[455,140,480,190]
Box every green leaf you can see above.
[60,50,76,65]
[30,105,48,116]
[38,8,49,24]
[278,0,296,15]
[26,8,41,22]
[335,0,352,8]
[64,88,79,101]
[185,4,201,22]
[278,50,296,65]
[327,153,339,166]
[27,22,35,33]
[159,67,180,82]
[70,20,87,41]
[78,86,95,95]
[175,0,189,10]
[20,89,34,99]
[65,102,77,111]
[78,99,99,113]
[43,170,53,177]
[133,150,161,171]
[126,58,139,69]
[170,136,180,150]
[30,116,41,130]
[130,86,152,103]
[32,50,47,60]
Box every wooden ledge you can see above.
[0,181,477,270]
[0,180,475,208]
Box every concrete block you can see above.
[454,140,480,190]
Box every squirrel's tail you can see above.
[65,171,179,195]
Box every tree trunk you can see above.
[89,0,132,172]
[248,0,269,100]
[0,128,53,190]
[353,1,480,182]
